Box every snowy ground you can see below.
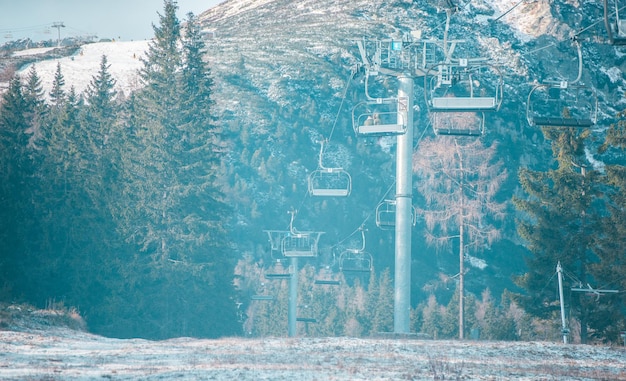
[1,326,625,380]
[16,40,150,99]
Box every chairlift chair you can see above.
[352,99,407,136]
[308,168,352,196]
[251,278,278,300]
[314,262,341,285]
[604,0,626,45]
[527,39,597,128]
[308,140,352,197]
[314,279,342,286]
[264,230,290,261]
[280,210,324,258]
[430,111,485,136]
[251,295,274,301]
[339,250,373,273]
[281,232,323,257]
[526,81,597,128]
[338,227,373,273]
[375,199,417,230]
[425,61,503,113]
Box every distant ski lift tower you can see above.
[52,21,65,47]
[354,33,426,334]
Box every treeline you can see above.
[237,260,551,341]
[0,2,239,339]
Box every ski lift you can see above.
[526,82,597,128]
[339,249,373,273]
[314,263,341,286]
[339,227,373,273]
[313,251,340,285]
[308,140,352,197]
[281,210,324,258]
[424,61,503,113]
[603,0,626,45]
[430,111,485,136]
[264,229,290,261]
[351,68,408,136]
[263,260,292,282]
[352,98,407,136]
[264,272,291,279]
[355,36,427,77]
[526,40,597,128]
[375,199,417,230]
[251,295,274,300]
[251,283,275,300]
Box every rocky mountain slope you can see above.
[192,0,625,298]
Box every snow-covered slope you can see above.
[1,327,625,380]
[17,40,150,99]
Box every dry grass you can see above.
[0,304,625,380]
[0,302,87,332]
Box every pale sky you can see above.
[0,0,224,42]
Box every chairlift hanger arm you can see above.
[316,139,328,169]
[364,71,399,102]
[603,0,626,44]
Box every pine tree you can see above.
[0,70,55,302]
[513,127,603,343]
[420,294,444,339]
[0,75,30,300]
[108,0,239,339]
[591,112,626,342]
[130,0,184,262]
[83,54,117,163]
[49,62,66,110]
[22,65,47,150]
[368,268,393,334]
[0,75,28,150]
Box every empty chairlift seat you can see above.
[430,111,485,136]
[425,62,503,114]
[430,96,497,112]
[308,140,352,197]
[526,82,597,128]
[308,168,352,196]
[338,226,374,273]
[281,232,324,258]
[339,250,373,273]
[375,199,417,229]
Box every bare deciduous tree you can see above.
[413,136,507,339]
